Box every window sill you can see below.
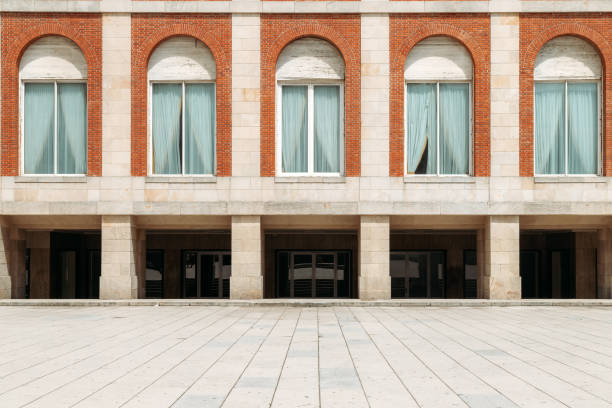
[534,176,606,184]
[14,176,88,183]
[145,176,217,184]
[274,176,346,184]
[403,176,474,184]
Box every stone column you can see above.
[100,215,140,299]
[230,216,263,299]
[359,215,390,300]
[476,227,486,299]
[575,232,597,299]
[27,231,51,299]
[0,219,26,299]
[597,228,612,299]
[232,14,260,178]
[484,215,521,299]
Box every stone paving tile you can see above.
[0,306,610,407]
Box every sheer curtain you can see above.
[439,83,469,175]
[314,86,340,173]
[282,86,308,173]
[57,83,87,174]
[535,83,565,174]
[568,83,598,174]
[24,83,54,174]
[185,83,215,175]
[152,84,182,174]
[405,83,436,174]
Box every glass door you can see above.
[390,251,445,298]
[183,251,231,298]
[58,250,77,299]
[280,251,351,298]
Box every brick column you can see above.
[0,218,26,299]
[26,231,50,299]
[484,215,521,299]
[231,215,263,299]
[597,228,612,299]
[100,215,140,299]
[359,215,390,300]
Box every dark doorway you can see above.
[50,232,101,299]
[182,251,231,298]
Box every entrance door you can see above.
[277,251,351,298]
[58,250,77,299]
[183,251,231,298]
[390,251,445,298]
[520,250,539,298]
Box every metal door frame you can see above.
[392,250,446,298]
[183,250,230,298]
[289,251,339,298]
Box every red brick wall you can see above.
[1,13,102,176]
[260,14,361,177]
[131,14,231,176]
[389,14,491,177]
[520,14,612,176]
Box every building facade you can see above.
[0,0,610,301]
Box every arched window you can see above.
[534,36,601,175]
[148,37,216,175]
[276,38,345,176]
[20,36,87,175]
[404,36,473,175]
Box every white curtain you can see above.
[535,82,565,174]
[57,83,87,174]
[568,83,598,174]
[314,86,340,173]
[152,84,182,174]
[282,86,308,173]
[405,83,436,174]
[439,83,470,175]
[185,83,215,175]
[24,83,54,174]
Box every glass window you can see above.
[280,84,342,175]
[152,82,215,175]
[535,82,599,175]
[24,82,87,175]
[405,82,470,175]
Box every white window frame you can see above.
[533,79,601,177]
[403,80,473,176]
[275,80,345,177]
[147,80,217,177]
[20,79,88,176]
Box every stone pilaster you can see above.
[230,215,263,299]
[0,219,26,299]
[484,215,521,299]
[100,215,140,299]
[26,231,51,299]
[359,215,390,300]
[232,14,260,177]
[597,228,612,299]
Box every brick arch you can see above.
[260,15,361,177]
[520,22,612,176]
[1,14,102,176]
[390,19,490,177]
[131,15,232,177]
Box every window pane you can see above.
[185,83,215,175]
[24,83,54,174]
[568,83,598,174]
[152,83,182,174]
[314,86,340,173]
[439,83,470,175]
[406,83,437,174]
[535,82,565,174]
[57,83,87,174]
[281,86,308,173]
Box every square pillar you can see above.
[359,215,390,300]
[597,228,612,299]
[0,219,26,299]
[100,215,140,299]
[230,215,263,299]
[484,215,521,299]
[26,231,51,299]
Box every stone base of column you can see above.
[100,216,141,300]
[230,216,263,299]
[359,215,390,300]
[0,220,26,299]
[485,215,521,300]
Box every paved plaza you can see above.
[0,306,611,407]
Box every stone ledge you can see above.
[14,176,88,184]
[145,176,217,184]
[534,176,607,184]
[274,176,346,184]
[403,176,475,184]
[1,299,611,307]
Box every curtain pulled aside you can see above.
[405,83,436,174]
